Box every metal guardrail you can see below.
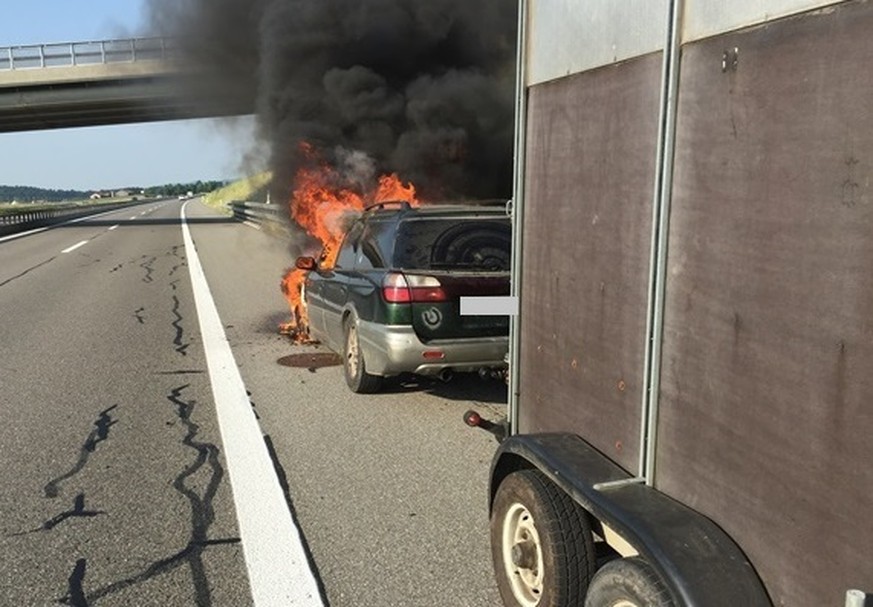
[0,37,174,71]
[0,200,145,237]
[230,201,293,235]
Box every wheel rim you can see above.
[501,502,544,606]
[346,322,359,378]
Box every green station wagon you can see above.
[296,201,511,393]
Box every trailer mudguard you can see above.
[490,433,772,607]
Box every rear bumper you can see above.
[357,321,509,377]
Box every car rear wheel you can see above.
[343,314,382,393]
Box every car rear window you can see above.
[391,216,511,271]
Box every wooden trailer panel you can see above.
[656,4,873,605]
[517,54,662,473]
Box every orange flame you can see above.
[280,145,419,341]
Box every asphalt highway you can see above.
[0,198,507,606]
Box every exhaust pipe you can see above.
[438,368,454,383]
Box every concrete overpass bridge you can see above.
[0,37,252,132]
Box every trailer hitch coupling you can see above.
[463,409,508,443]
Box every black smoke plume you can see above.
[146,0,517,203]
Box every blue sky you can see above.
[0,0,260,191]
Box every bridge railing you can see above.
[0,37,174,71]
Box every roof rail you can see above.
[424,198,509,207]
[363,200,412,213]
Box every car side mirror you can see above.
[295,256,317,271]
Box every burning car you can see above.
[294,201,511,393]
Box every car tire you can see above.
[584,557,673,607]
[491,469,597,607]
[343,314,382,394]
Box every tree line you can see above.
[0,180,229,203]
[143,180,229,197]
[0,185,90,203]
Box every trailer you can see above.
[478,1,873,605]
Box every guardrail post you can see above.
[130,38,136,62]
[70,43,76,66]
[100,40,106,64]
[39,45,45,68]
[847,590,871,607]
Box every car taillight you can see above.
[382,273,448,303]
[383,273,411,303]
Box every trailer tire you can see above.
[491,469,596,607]
[584,556,673,607]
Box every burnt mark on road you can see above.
[278,352,342,372]
[8,493,105,537]
[44,405,118,499]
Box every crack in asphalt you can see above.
[44,406,118,499]
[138,256,157,283]
[58,538,241,606]
[169,244,187,277]
[8,493,105,537]
[133,307,146,324]
[56,385,237,606]
[65,558,88,607]
[153,370,205,375]
[171,294,190,356]
[0,256,58,288]
[163,383,228,605]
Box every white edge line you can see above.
[108,225,119,231]
[61,240,89,254]
[180,201,323,607]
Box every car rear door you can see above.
[393,214,512,342]
[407,271,510,341]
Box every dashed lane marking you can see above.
[61,240,89,254]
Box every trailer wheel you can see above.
[491,469,596,607]
[584,557,673,607]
